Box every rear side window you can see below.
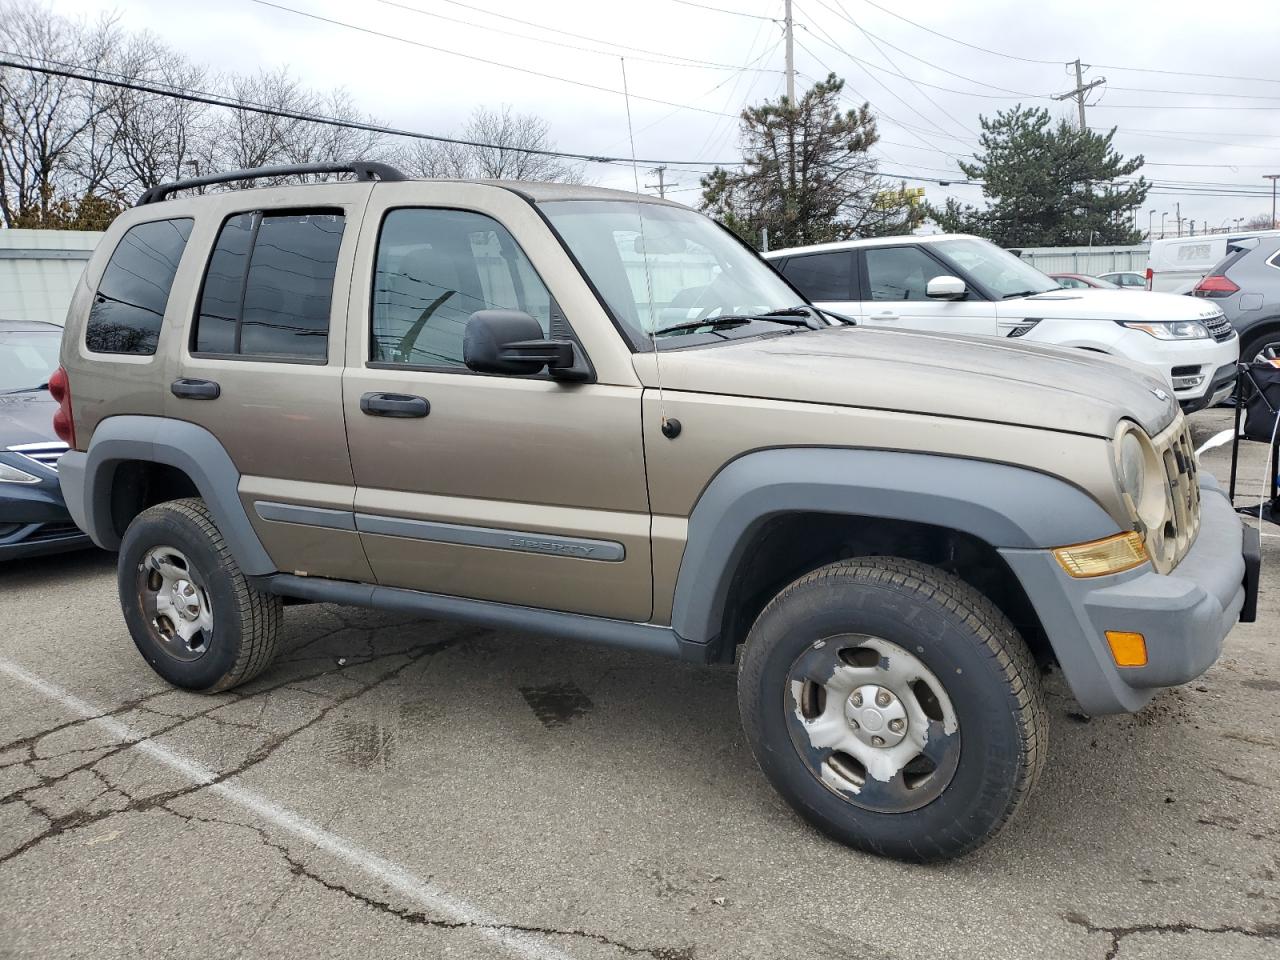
[779,251,853,301]
[86,218,193,355]
[371,208,552,368]
[193,210,345,361]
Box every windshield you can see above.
[933,237,1059,298]
[0,329,60,392]
[541,200,803,346]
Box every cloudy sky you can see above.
[49,0,1280,235]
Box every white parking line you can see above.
[0,657,575,960]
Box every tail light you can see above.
[1191,274,1239,298]
[1144,267,1153,291]
[48,366,75,448]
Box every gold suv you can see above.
[54,162,1259,861]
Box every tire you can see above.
[118,497,283,692]
[1242,327,1280,368]
[737,557,1046,862]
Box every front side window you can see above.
[932,237,1059,299]
[541,200,801,347]
[86,218,193,354]
[780,251,853,301]
[1056,276,1086,289]
[864,246,951,301]
[193,210,345,360]
[371,208,552,368]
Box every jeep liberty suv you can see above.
[55,162,1260,862]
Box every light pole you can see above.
[1266,175,1280,229]
[1161,212,1168,237]
[1148,209,1156,239]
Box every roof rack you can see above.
[135,161,406,206]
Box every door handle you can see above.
[874,311,899,321]
[360,392,430,418]
[170,378,220,400]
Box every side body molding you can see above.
[668,447,1122,645]
[58,415,276,576]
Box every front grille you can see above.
[1145,417,1201,573]
[6,441,69,472]
[1204,312,1235,343]
[27,522,82,543]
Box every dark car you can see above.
[0,319,91,559]
[1193,236,1280,364]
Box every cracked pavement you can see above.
[2,409,1279,959]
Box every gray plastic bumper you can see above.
[1001,474,1249,715]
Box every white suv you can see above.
[766,234,1239,411]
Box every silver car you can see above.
[1192,236,1280,363]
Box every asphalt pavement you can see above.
[1,408,1278,960]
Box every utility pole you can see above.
[645,165,677,199]
[1053,60,1105,131]
[1266,174,1280,229]
[784,0,795,102]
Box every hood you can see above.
[1005,288,1223,323]
[0,390,57,447]
[634,326,1177,438]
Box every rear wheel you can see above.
[737,557,1046,862]
[118,498,282,692]
[1243,327,1280,366]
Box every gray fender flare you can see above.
[60,415,275,576]
[669,447,1121,645]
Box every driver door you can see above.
[857,244,996,336]
[342,188,652,621]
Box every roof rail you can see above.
[135,161,407,206]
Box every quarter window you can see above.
[86,218,193,354]
[779,251,852,301]
[371,208,552,368]
[864,246,950,301]
[193,210,345,360]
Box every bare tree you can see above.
[281,89,390,176]
[0,1,118,226]
[399,105,583,183]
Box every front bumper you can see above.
[0,454,92,561]
[1115,329,1239,404]
[1000,473,1254,714]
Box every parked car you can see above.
[0,318,90,559]
[56,163,1257,862]
[1050,273,1121,290]
[1097,271,1148,290]
[1191,234,1280,364]
[766,234,1240,412]
[1147,230,1280,294]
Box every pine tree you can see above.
[929,105,1148,247]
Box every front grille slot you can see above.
[6,441,69,472]
[1204,313,1235,342]
[1151,420,1201,571]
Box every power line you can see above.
[849,0,1062,65]
[250,0,742,119]
[378,0,783,73]
[0,54,748,169]
[667,0,780,20]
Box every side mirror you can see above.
[926,275,966,300]
[463,310,578,377]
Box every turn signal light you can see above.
[1053,532,1149,578]
[1105,631,1148,667]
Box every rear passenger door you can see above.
[857,245,996,336]
[169,185,376,583]
[775,250,860,319]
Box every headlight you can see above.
[1121,320,1210,340]
[0,462,40,483]
[1113,423,1165,534]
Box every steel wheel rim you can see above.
[784,634,961,813]
[137,545,213,662]
[1253,340,1280,365]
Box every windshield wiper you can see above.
[1001,289,1043,300]
[651,307,821,338]
[0,382,48,395]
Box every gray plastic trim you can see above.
[355,513,625,562]
[73,416,275,575]
[255,501,355,531]
[669,447,1121,645]
[265,574,700,659]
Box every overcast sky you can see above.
[49,0,1280,236]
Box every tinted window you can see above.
[372,208,552,368]
[864,246,950,301]
[193,211,344,360]
[780,251,851,301]
[1056,276,1086,289]
[86,218,193,354]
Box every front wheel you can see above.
[737,557,1046,862]
[118,498,283,692]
